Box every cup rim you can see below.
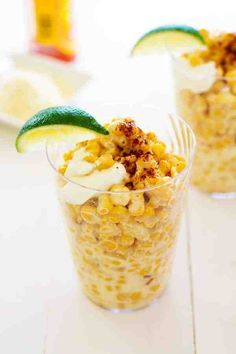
[46,103,196,194]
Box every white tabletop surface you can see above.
[0,1,236,354]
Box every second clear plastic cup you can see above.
[172,53,236,198]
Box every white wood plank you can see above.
[188,188,236,354]
[0,125,56,354]
[0,309,45,354]
[45,217,194,354]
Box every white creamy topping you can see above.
[174,57,217,93]
[64,148,96,178]
[60,162,127,205]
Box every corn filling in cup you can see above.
[55,117,191,310]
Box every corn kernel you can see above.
[139,266,152,276]
[110,205,128,219]
[159,160,171,175]
[105,277,113,281]
[130,292,142,301]
[86,141,101,156]
[147,132,158,142]
[99,223,121,239]
[96,153,114,170]
[152,142,166,160]
[58,165,67,175]
[80,204,99,224]
[64,150,73,161]
[110,184,130,206]
[128,193,145,216]
[176,160,186,173]
[150,284,160,292]
[170,166,178,177]
[119,235,135,246]
[144,205,155,217]
[97,195,113,215]
[100,240,117,252]
[106,285,113,292]
[116,245,129,256]
[111,260,122,266]
[117,293,129,301]
[84,154,97,163]
[84,248,93,256]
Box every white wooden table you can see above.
[0,1,236,353]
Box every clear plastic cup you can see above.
[172,52,236,198]
[47,104,195,311]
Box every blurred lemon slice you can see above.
[131,24,205,56]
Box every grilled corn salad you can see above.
[57,118,188,310]
[174,30,236,194]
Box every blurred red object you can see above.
[30,0,76,62]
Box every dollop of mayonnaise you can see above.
[64,148,96,179]
[173,57,217,93]
[61,162,127,205]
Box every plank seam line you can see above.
[43,306,50,354]
[186,198,197,354]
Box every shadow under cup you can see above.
[46,104,195,311]
[172,56,236,198]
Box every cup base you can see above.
[210,192,236,200]
[85,287,167,312]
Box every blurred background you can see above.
[0,0,234,61]
[0,0,234,121]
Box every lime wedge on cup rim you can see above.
[15,106,109,153]
[131,24,205,56]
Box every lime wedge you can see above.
[131,25,205,56]
[15,106,109,152]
